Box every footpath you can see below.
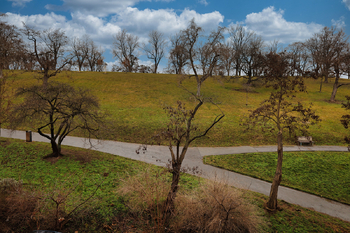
[1,129,349,222]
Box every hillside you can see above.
[9,71,350,146]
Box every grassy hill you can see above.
[9,70,350,146]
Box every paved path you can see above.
[1,129,349,222]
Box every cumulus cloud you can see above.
[244,6,323,43]
[45,0,172,17]
[198,0,209,6]
[7,0,31,7]
[1,12,121,50]
[343,0,350,10]
[332,17,346,29]
[115,7,224,37]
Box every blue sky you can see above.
[1,0,350,71]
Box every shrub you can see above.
[117,170,265,233]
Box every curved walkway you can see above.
[1,129,349,222]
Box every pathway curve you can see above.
[1,129,349,222]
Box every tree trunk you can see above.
[319,76,323,93]
[163,163,181,225]
[266,131,283,211]
[196,81,202,97]
[50,140,61,157]
[330,73,340,102]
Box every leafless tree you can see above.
[286,42,310,76]
[241,33,264,83]
[168,33,189,75]
[112,29,139,72]
[181,19,225,96]
[243,52,320,211]
[228,24,254,76]
[11,82,106,157]
[71,35,90,72]
[0,19,27,77]
[144,30,166,73]
[22,25,72,85]
[330,31,349,102]
[143,93,224,225]
[306,26,347,94]
[218,42,234,76]
[86,40,104,72]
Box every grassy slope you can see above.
[8,70,350,146]
[204,151,350,204]
[1,139,350,232]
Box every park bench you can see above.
[297,136,313,146]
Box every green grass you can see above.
[5,70,350,147]
[204,151,350,204]
[1,139,350,232]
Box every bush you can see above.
[117,170,265,233]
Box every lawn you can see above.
[5,70,350,147]
[1,139,350,232]
[204,151,350,205]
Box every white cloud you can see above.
[45,0,172,17]
[244,6,323,43]
[115,7,224,37]
[343,0,350,10]
[198,0,209,6]
[1,12,121,50]
[7,0,31,7]
[332,17,346,29]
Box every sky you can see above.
[1,0,350,71]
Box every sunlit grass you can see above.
[204,151,350,204]
[7,70,350,146]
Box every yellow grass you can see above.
[7,70,350,146]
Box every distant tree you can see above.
[168,33,188,75]
[330,31,349,102]
[86,40,104,72]
[22,26,72,85]
[138,64,152,73]
[112,29,139,72]
[243,52,320,211]
[144,30,166,73]
[181,19,225,96]
[71,35,90,72]
[228,24,254,76]
[0,19,26,77]
[12,82,106,157]
[306,27,347,93]
[341,96,350,150]
[218,42,234,76]
[241,33,264,83]
[286,42,310,76]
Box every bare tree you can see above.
[181,19,225,96]
[11,82,106,157]
[330,31,349,102]
[168,33,189,74]
[71,35,90,72]
[22,26,72,85]
[86,40,104,72]
[144,30,166,73]
[306,26,347,94]
[243,52,320,211]
[218,42,234,76]
[0,19,26,77]
[241,33,264,83]
[286,42,310,76]
[112,29,139,73]
[228,24,254,76]
[142,94,224,224]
